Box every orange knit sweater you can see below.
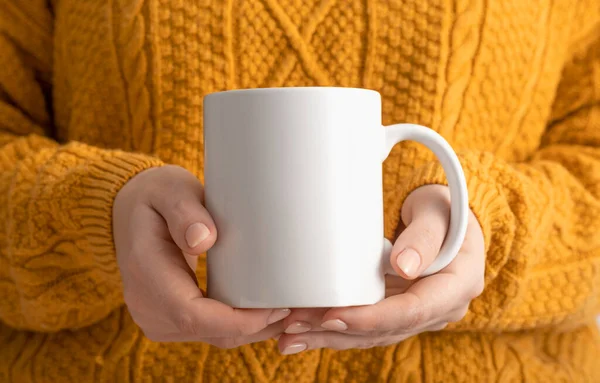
[0,0,599,381]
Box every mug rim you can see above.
[204,86,380,100]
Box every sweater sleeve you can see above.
[0,2,163,331]
[394,29,600,332]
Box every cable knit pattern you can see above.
[436,0,483,138]
[0,0,599,382]
[113,0,154,153]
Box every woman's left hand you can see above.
[277,185,486,355]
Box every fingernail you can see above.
[274,334,282,341]
[267,309,291,325]
[282,342,307,355]
[396,248,421,277]
[185,223,210,248]
[321,319,348,331]
[284,321,311,334]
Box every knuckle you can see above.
[232,312,261,336]
[471,279,485,300]
[175,311,202,335]
[414,226,441,259]
[419,226,438,245]
[171,198,193,220]
[450,306,470,323]
[358,312,386,335]
[233,323,252,337]
[404,305,427,332]
[161,165,190,186]
[164,164,186,174]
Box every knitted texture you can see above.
[0,0,599,381]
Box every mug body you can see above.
[204,87,387,308]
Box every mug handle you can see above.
[381,123,469,277]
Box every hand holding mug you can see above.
[277,185,486,354]
[113,165,291,347]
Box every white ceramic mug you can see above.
[203,87,468,308]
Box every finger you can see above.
[204,320,285,348]
[150,165,217,255]
[172,297,290,338]
[278,317,455,354]
[146,319,285,346]
[282,308,330,334]
[277,331,408,354]
[320,269,466,335]
[392,185,451,279]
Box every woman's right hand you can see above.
[113,165,290,346]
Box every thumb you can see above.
[150,166,218,255]
[391,185,450,279]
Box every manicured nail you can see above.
[267,309,291,325]
[396,248,421,277]
[185,223,210,248]
[321,319,348,331]
[282,343,307,355]
[284,321,311,334]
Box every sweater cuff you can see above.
[78,150,164,258]
[59,149,165,328]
